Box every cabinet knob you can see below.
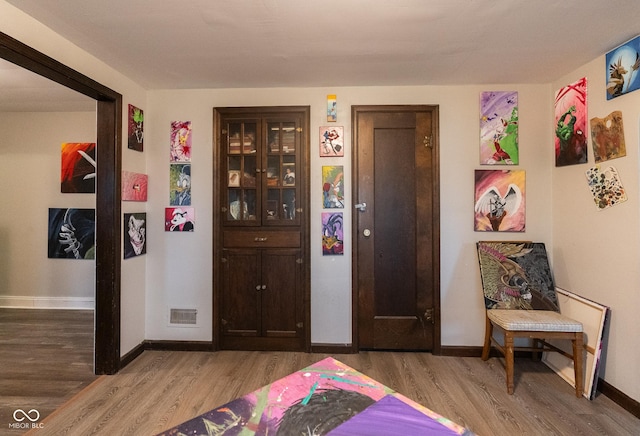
[261,285,267,290]
[256,285,261,291]
[254,237,268,242]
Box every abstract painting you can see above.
[606,35,640,100]
[480,91,518,165]
[554,77,587,166]
[474,169,525,232]
[543,287,609,400]
[61,142,96,193]
[170,120,192,162]
[585,165,627,210]
[124,213,146,259]
[165,207,195,232]
[322,212,343,256]
[48,208,95,259]
[476,241,559,311]
[169,163,191,206]
[322,165,344,208]
[122,171,148,201]
[156,357,471,435]
[590,110,626,163]
[127,104,144,151]
[327,94,337,122]
[320,126,344,157]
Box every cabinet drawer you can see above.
[224,231,300,248]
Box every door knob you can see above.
[355,202,367,212]
[363,228,371,237]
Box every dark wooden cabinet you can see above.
[214,106,310,351]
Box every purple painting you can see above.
[322,212,343,255]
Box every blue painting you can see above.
[606,35,640,100]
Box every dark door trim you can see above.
[0,32,122,374]
[351,104,441,354]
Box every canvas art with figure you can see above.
[554,77,587,167]
[170,120,192,162]
[61,142,96,193]
[474,169,525,232]
[606,35,640,100]
[479,91,518,165]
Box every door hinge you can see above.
[221,257,228,263]
[296,322,304,329]
[424,135,432,148]
[424,308,435,324]
[296,127,302,133]
[221,206,228,213]
[221,318,228,325]
[296,258,303,264]
[222,129,228,135]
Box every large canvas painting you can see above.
[322,212,343,256]
[127,104,144,151]
[554,77,587,166]
[542,287,609,400]
[590,110,626,163]
[479,91,518,165]
[322,165,344,208]
[476,241,559,311]
[61,142,96,193]
[156,357,471,435]
[48,208,95,259]
[606,35,640,100]
[474,169,525,232]
[124,212,146,259]
[122,171,148,201]
[170,120,192,162]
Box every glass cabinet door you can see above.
[225,121,258,223]
[264,120,299,225]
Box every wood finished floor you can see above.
[2,309,639,435]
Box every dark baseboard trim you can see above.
[119,340,213,370]
[598,377,640,419]
[119,342,145,369]
[310,343,356,354]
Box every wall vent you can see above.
[169,308,197,326]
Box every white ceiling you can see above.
[2,0,640,110]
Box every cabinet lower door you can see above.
[220,248,305,351]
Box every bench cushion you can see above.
[487,309,583,332]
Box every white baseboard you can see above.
[0,296,94,310]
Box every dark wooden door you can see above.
[352,105,440,351]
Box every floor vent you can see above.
[169,308,197,326]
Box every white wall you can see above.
[0,0,149,355]
[552,57,640,403]
[145,85,553,346]
[0,111,95,308]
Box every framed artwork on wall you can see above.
[590,111,626,163]
[122,171,148,201]
[605,35,640,100]
[127,104,144,151]
[170,120,192,162]
[48,208,95,259]
[61,142,96,193]
[322,212,343,256]
[322,165,344,208]
[474,169,525,232]
[124,213,146,258]
[165,207,195,232]
[479,91,518,165]
[554,77,587,167]
[320,126,344,157]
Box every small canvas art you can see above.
[585,165,627,210]
[165,207,195,232]
[121,171,148,201]
[322,212,343,255]
[474,169,525,232]
[476,241,559,311]
[322,165,344,208]
[48,208,95,259]
[169,163,191,206]
[480,91,519,165]
[327,94,337,122]
[127,104,144,151]
[590,111,626,163]
[320,126,344,156]
[606,35,640,100]
[61,142,96,193]
[554,77,588,166]
[124,213,146,259]
[170,120,192,162]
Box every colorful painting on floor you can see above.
[590,110,626,163]
[554,77,587,166]
[155,357,472,436]
[322,165,344,208]
[585,165,627,210]
[170,120,192,162]
[165,207,195,232]
[127,104,144,151]
[169,163,191,206]
[322,212,344,256]
[474,169,525,232]
[479,91,518,165]
[124,213,146,259]
[48,208,95,259]
[320,126,344,157]
[61,142,96,193]
[476,241,559,311]
[605,35,640,100]
[122,171,148,201]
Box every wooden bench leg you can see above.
[573,332,584,398]
[505,332,515,394]
[482,315,493,361]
